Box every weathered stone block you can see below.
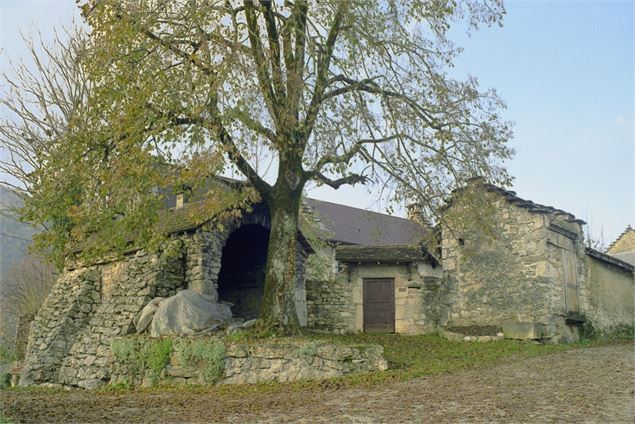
[502,322,548,340]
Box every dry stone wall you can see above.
[21,210,311,387]
[56,240,187,388]
[22,237,192,388]
[223,341,386,384]
[109,336,387,387]
[20,268,100,386]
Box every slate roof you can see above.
[444,177,586,225]
[448,180,587,225]
[336,244,439,266]
[303,198,428,246]
[611,251,635,267]
[585,247,635,273]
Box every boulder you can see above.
[135,304,157,333]
[242,319,257,329]
[149,290,232,337]
[226,324,243,336]
[134,297,165,333]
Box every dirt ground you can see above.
[3,344,634,423]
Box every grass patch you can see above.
[309,333,575,384]
[4,334,629,402]
[0,346,19,364]
[0,412,15,424]
[119,332,607,395]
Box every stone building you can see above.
[20,180,634,388]
[307,183,633,341]
[607,226,635,266]
[20,194,313,388]
[438,184,633,341]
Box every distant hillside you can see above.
[0,186,40,348]
[0,186,37,280]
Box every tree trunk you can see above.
[258,185,304,335]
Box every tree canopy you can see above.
[2,0,513,334]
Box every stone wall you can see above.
[306,277,354,334]
[224,341,386,384]
[109,336,387,387]
[22,239,188,388]
[56,240,187,388]
[584,255,634,331]
[440,192,590,341]
[183,229,222,299]
[21,209,310,387]
[440,187,602,341]
[442,199,553,328]
[20,268,100,386]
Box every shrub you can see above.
[175,338,226,384]
[579,322,634,342]
[296,341,319,359]
[143,339,173,376]
[111,337,173,383]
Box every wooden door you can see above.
[562,249,579,312]
[363,278,395,333]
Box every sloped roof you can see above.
[611,251,635,267]
[463,182,586,225]
[586,247,634,273]
[336,244,438,266]
[71,194,317,254]
[303,198,427,246]
[607,225,635,254]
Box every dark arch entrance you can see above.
[217,224,270,320]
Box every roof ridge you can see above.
[478,182,586,225]
[304,197,416,223]
[607,225,635,252]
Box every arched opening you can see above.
[217,224,270,320]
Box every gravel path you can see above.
[3,344,634,423]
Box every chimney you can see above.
[176,192,185,209]
[406,202,426,225]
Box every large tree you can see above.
[10,0,513,334]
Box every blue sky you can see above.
[1,0,633,244]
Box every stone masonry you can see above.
[108,336,388,387]
[307,183,633,342]
[21,206,310,388]
[22,239,188,388]
[441,188,590,341]
[19,268,101,386]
